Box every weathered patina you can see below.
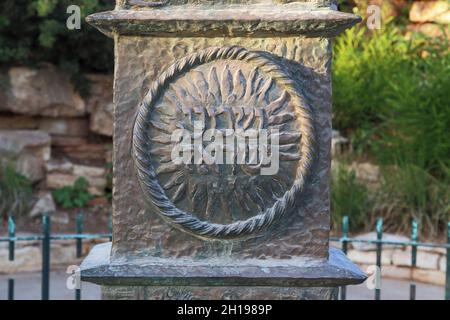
[81,0,365,300]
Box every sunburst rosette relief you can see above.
[132,47,315,239]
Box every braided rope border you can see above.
[132,46,315,240]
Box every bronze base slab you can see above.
[81,243,365,300]
[101,285,338,300]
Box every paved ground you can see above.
[0,270,445,300]
[346,278,444,300]
[0,270,101,300]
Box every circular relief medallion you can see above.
[132,46,315,239]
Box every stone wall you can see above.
[407,1,449,38]
[353,0,449,38]
[0,236,107,273]
[0,64,113,214]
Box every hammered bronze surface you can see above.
[81,0,365,300]
[113,36,331,260]
[102,286,338,300]
[132,46,315,239]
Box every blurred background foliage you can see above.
[332,3,449,236]
[0,0,448,236]
[0,0,114,95]
[0,164,32,220]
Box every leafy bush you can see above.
[333,23,449,235]
[332,25,408,146]
[0,164,33,219]
[52,177,93,209]
[375,164,449,237]
[0,0,114,95]
[375,41,450,179]
[333,23,449,171]
[331,164,370,232]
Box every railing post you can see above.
[8,278,14,300]
[410,219,418,300]
[108,211,113,242]
[8,215,15,300]
[409,284,416,300]
[76,211,83,258]
[41,214,50,300]
[75,211,84,300]
[445,222,450,300]
[340,216,349,300]
[8,215,15,260]
[375,217,383,300]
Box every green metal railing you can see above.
[332,217,450,300]
[1,212,112,300]
[2,213,449,300]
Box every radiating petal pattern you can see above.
[148,60,302,224]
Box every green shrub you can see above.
[332,24,408,145]
[332,21,449,235]
[374,164,449,237]
[0,0,114,95]
[52,177,93,209]
[374,40,450,178]
[0,164,33,219]
[331,164,370,232]
[333,23,449,172]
